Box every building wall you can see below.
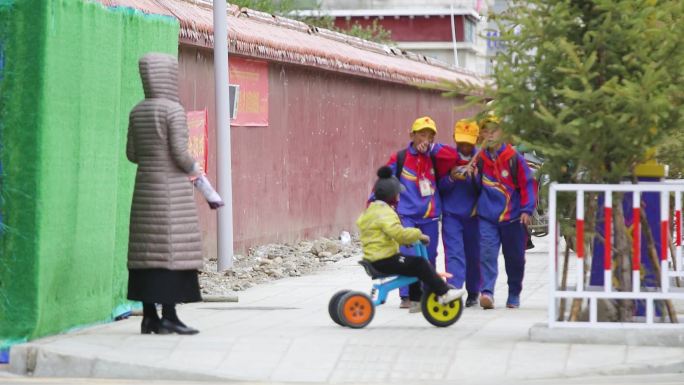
[177,47,219,259]
[332,13,488,72]
[334,16,464,42]
[0,0,178,345]
[178,45,476,256]
[319,0,485,10]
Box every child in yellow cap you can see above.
[438,119,482,307]
[369,116,453,310]
[474,114,537,309]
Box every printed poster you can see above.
[229,57,269,127]
[187,109,208,172]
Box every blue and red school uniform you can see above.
[371,142,449,298]
[476,143,536,302]
[437,145,481,296]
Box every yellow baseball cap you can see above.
[479,112,501,128]
[453,119,479,145]
[411,116,437,133]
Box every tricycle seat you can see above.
[358,260,394,279]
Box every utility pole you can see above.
[213,0,234,271]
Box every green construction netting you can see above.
[0,0,179,346]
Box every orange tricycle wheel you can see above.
[336,291,374,328]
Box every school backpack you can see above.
[394,148,438,181]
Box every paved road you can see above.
[3,372,684,385]
[6,238,684,383]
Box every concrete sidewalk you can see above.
[8,238,684,383]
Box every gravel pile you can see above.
[199,234,362,296]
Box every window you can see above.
[464,19,475,43]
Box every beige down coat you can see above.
[126,53,203,271]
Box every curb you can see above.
[9,340,684,383]
[9,344,225,381]
[529,323,684,347]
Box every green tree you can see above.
[446,0,684,322]
[229,0,394,44]
[656,131,684,179]
[466,0,684,184]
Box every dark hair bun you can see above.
[377,166,393,179]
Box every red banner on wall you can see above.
[230,57,269,127]
[187,109,208,173]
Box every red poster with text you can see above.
[187,109,208,173]
[230,57,269,127]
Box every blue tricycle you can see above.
[328,242,463,328]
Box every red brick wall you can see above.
[178,45,475,255]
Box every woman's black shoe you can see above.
[158,318,199,335]
[140,317,161,334]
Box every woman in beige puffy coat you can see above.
[126,53,203,335]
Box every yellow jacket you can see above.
[356,201,423,262]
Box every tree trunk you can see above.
[612,195,634,322]
[640,211,678,323]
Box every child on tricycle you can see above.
[329,166,465,328]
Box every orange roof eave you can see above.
[95,0,485,88]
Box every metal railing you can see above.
[548,183,684,329]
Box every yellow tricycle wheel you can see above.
[421,290,463,327]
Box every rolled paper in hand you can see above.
[193,175,225,209]
[190,162,203,178]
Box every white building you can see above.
[298,0,494,75]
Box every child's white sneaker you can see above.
[438,288,466,305]
[408,301,421,313]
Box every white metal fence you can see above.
[548,183,684,329]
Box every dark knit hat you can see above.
[374,166,403,203]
